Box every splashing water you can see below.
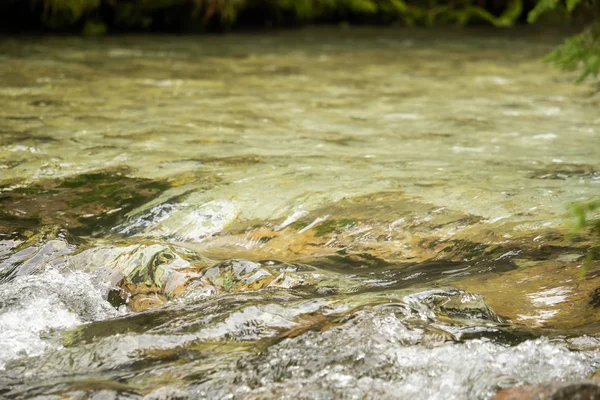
[0,268,121,369]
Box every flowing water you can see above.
[0,28,599,399]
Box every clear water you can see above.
[0,28,599,399]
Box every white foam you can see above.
[0,268,120,369]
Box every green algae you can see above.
[440,240,490,261]
[289,221,308,230]
[0,170,171,237]
[323,252,390,269]
[313,219,358,237]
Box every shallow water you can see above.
[0,28,599,399]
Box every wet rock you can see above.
[186,259,313,297]
[529,163,599,181]
[115,193,240,242]
[201,260,272,292]
[126,293,168,312]
[69,244,314,311]
[0,235,319,312]
[128,191,491,265]
[492,381,600,400]
[0,227,80,281]
[78,244,206,311]
[9,240,214,311]
[566,336,600,352]
[188,191,591,276]
[589,288,600,308]
[404,288,505,323]
[114,255,315,311]
[454,256,600,331]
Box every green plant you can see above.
[34,0,528,31]
[527,0,600,81]
[40,0,100,28]
[546,25,600,82]
[569,199,600,278]
[570,199,600,236]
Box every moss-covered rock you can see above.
[0,169,170,237]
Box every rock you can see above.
[0,227,79,280]
[0,169,170,237]
[116,195,240,242]
[492,381,600,400]
[86,249,315,311]
[188,259,312,296]
[404,288,505,323]
[92,244,204,310]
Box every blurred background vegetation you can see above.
[1,0,598,80]
[0,0,594,31]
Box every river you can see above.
[0,28,599,399]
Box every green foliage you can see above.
[566,0,584,12]
[35,0,529,31]
[524,0,600,82]
[40,0,100,28]
[9,0,592,33]
[450,0,523,27]
[569,199,600,278]
[82,19,106,35]
[527,0,586,22]
[546,25,600,81]
[570,199,600,236]
[528,0,560,23]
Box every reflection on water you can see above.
[0,28,599,399]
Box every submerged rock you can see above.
[404,288,505,323]
[492,381,600,400]
[190,192,492,265]
[0,227,80,281]
[111,256,318,311]
[116,195,240,242]
[68,243,208,311]
[182,190,594,280]
[193,314,596,400]
[68,244,319,311]
[528,163,599,181]
[0,169,170,237]
[454,254,600,331]
[197,259,311,294]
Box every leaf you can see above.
[527,0,560,23]
[566,0,583,12]
[546,28,600,82]
[388,0,408,13]
[450,0,522,28]
[82,20,106,35]
[347,0,378,14]
[496,0,523,27]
